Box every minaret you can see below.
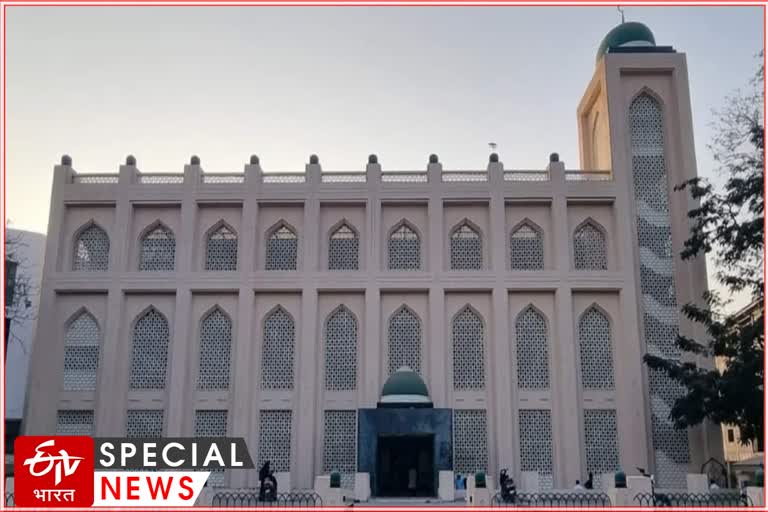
[577,22,723,487]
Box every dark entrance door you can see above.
[376,434,435,497]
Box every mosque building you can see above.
[24,21,723,496]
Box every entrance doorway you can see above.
[376,434,435,497]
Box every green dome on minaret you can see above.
[596,22,656,62]
[379,367,431,406]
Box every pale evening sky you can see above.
[5,5,764,236]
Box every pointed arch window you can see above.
[266,225,298,271]
[450,223,482,270]
[388,306,422,375]
[63,311,100,391]
[261,307,295,390]
[198,307,232,390]
[129,308,169,390]
[324,306,357,390]
[510,222,544,270]
[73,224,110,271]
[388,223,420,270]
[515,306,550,390]
[573,221,607,270]
[329,223,359,271]
[139,224,175,271]
[206,223,238,271]
[578,306,615,390]
[452,306,485,390]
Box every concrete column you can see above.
[491,287,513,474]
[166,288,192,435]
[94,288,125,435]
[24,160,73,434]
[553,287,581,487]
[363,288,381,406]
[239,163,260,273]
[550,160,581,486]
[95,161,134,434]
[179,163,200,273]
[230,286,256,488]
[295,288,319,489]
[429,287,447,407]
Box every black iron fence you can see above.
[633,492,752,507]
[491,491,611,507]
[211,490,323,507]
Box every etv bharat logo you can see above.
[15,436,94,507]
[24,439,84,485]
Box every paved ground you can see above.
[347,498,468,507]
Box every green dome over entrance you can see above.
[379,367,431,406]
[596,22,656,62]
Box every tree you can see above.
[4,226,38,353]
[643,53,764,445]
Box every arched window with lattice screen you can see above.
[261,306,295,390]
[573,221,607,270]
[139,223,175,271]
[452,306,485,390]
[266,224,298,271]
[388,222,420,270]
[450,222,482,270]
[329,223,359,270]
[205,223,238,271]
[515,306,550,390]
[73,223,110,271]
[324,306,357,390]
[129,307,169,390]
[387,306,422,375]
[510,222,544,270]
[578,306,615,390]
[197,307,232,390]
[63,311,100,391]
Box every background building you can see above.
[4,228,46,482]
[24,23,723,494]
[717,300,764,487]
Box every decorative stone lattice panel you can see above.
[57,410,94,436]
[261,307,295,390]
[126,409,164,437]
[139,225,176,271]
[195,410,228,487]
[452,306,485,390]
[453,410,488,474]
[258,410,292,472]
[328,224,359,270]
[515,306,550,390]
[388,224,421,270]
[583,409,620,479]
[450,224,482,270]
[266,225,298,271]
[510,223,544,270]
[63,311,100,391]
[573,223,607,270]
[322,410,357,489]
[73,224,110,271]
[388,306,422,375]
[129,308,169,390]
[518,409,553,489]
[630,93,689,487]
[324,306,357,391]
[578,307,615,390]
[198,308,232,390]
[205,224,238,271]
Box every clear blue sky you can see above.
[6,5,764,236]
